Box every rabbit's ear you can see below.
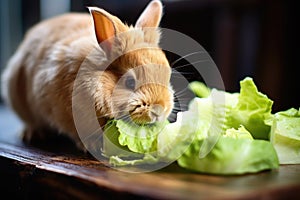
[89,7,125,52]
[135,0,163,28]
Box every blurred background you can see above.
[0,0,298,112]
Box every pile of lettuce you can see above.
[102,77,300,175]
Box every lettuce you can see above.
[177,88,279,175]
[190,77,273,140]
[157,107,199,161]
[109,154,159,167]
[224,126,253,139]
[103,77,281,175]
[103,120,140,158]
[103,120,161,167]
[267,108,300,164]
[116,120,169,153]
[103,107,199,166]
[187,90,235,158]
[177,136,279,175]
[227,77,273,140]
[188,81,211,98]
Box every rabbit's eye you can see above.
[125,75,136,90]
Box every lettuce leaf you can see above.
[227,77,273,140]
[224,125,253,139]
[188,81,211,98]
[103,77,280,175]
[117,120,169,153]
[103,120,141,158]
[157,106,199,161]
[109,154,159,167]
[188,90,236,158]
[107,107,200,167]
[102,120,165,167]
[189,77,273,140]
[267,108,300,164]
[177,136,279,175]
[103,119,168,157]
[103,103,200,166]
[177,86,279,175]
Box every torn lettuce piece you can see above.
[192,91,231,158]
[178,135,279,175]
[103,120,156,167]
[104,99,201,166]
[111,119,168,154]
[188,77,273,140]
[102,119,167,166]
[103,77,280,174]
[267,108,300,164]
[103,98,201,166]
[178,79,279,174]
[103,120,142,158]
[228,77,273,140]
[188,81,211,98]
[109,153,159,167]
[224,125,253,139]
[157,100,200,161]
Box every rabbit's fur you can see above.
[1,0,173,150]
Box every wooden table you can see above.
[0,106,300,199]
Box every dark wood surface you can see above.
[0,106,300,199]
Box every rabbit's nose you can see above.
[150,104,164,118]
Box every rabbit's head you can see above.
[89,0,173,124]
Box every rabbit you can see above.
[1,0,174,151]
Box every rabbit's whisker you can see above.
[173,59,210,70]
[171,51,205,67]
[171,71,194,76]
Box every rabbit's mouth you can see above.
[128,103,167,125]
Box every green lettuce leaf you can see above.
[224,125,253,139]
[177,136,279,175]
[228,77,273,140]
[177,85,279,174]
[103,101,200,166]
[267,108,300,164]
[188,81,211,98]
[117,120,169,153]
[188,77,274,140]
[157,99,201,161]
[102,119,166,167]
[103,120,141,158]
[109,154,159,167]
[188,90,236,158]
[103,77,280,175]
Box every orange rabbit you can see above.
[1,0,174,150]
